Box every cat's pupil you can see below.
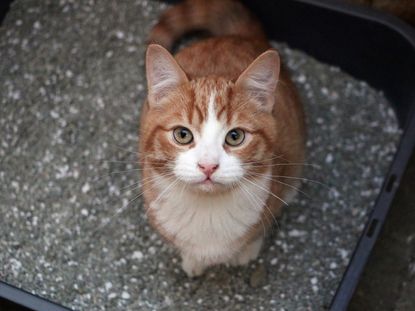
[230,131,239,141]
[180,130,188,138]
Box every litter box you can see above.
[0,0,414,310]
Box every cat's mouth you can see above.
[199,177,214,185]
[192,176,231,193]
[195,180,218,192]
[174,173,236,193]
[195,177,216,188]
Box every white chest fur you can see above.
[150,175,271,264]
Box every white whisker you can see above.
[119,171,175,193]
[242,176,288,206]
[249,173,330,189]
[238,182,267,237]
[248,173,310,199]
[241,182,280,231]
[241,162,320,169]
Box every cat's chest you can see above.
[150,178,270,259]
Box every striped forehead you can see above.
[185,79,234,125]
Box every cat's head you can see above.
[141,44,280,193]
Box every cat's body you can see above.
[139,0,305,277]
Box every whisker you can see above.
[103,168,145,175]
[248,173,311,199]
[242,182,280,232]
[92,168,145,185]
[88,189,145,239]
[241,162,320,169]
[106,143,141,156]
[156,179,180,203]
[119,172,175,193]
[222,188,259,237]
[82,174,178,243]
[248,172,330,189]
[241,154,285,164]
[87,159,142,165]
[241,153,320,168]
[145,178,180,219]
[88,159,168,165]
[238,183,267,238]
[93,164,177,184]
[242,176,289,206]
[271,176,329,189]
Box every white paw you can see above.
[230,237,263,266]
[181,254,206,277]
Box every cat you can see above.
[139,0,306,277]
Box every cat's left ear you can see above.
[146,44,189,105]
[235,49,280,113]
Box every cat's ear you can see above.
[146,44,188,105]
[235,49,280,113]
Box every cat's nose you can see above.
[198,163,219,177]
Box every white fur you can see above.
[173,92,244,185]
[151,92,271,276]
[151,172,270,276]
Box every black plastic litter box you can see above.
[1,0,415,310]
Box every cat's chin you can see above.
[188,179,231,194]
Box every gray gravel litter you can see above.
[0,0,402,310]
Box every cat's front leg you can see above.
[181,252,207,277]
[230,236,263,266]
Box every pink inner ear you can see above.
[146,44,188,104]
[235,49,280,112]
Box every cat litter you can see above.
[0,0,401,310]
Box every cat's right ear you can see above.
[146,44,188,105]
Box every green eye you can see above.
[225,128,245,146]
[173,127,193,145]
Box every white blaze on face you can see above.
[198,93,224,165]
[174,92,244,186]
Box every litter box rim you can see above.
[0,0,414,310]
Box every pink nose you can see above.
[198,163,219,177]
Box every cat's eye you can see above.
[173,127,193,145]
[225,128,245,146]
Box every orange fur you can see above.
[139,0,306,275]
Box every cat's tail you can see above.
[148,0,266,50]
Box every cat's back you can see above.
[148,0,268,79]
[174,37,270,80]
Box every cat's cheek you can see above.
[173,149,205,183]
[214,154,245,184]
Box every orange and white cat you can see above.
[139,0,306,277]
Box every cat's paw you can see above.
[181,254,206,277]
[230,237,263,266]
